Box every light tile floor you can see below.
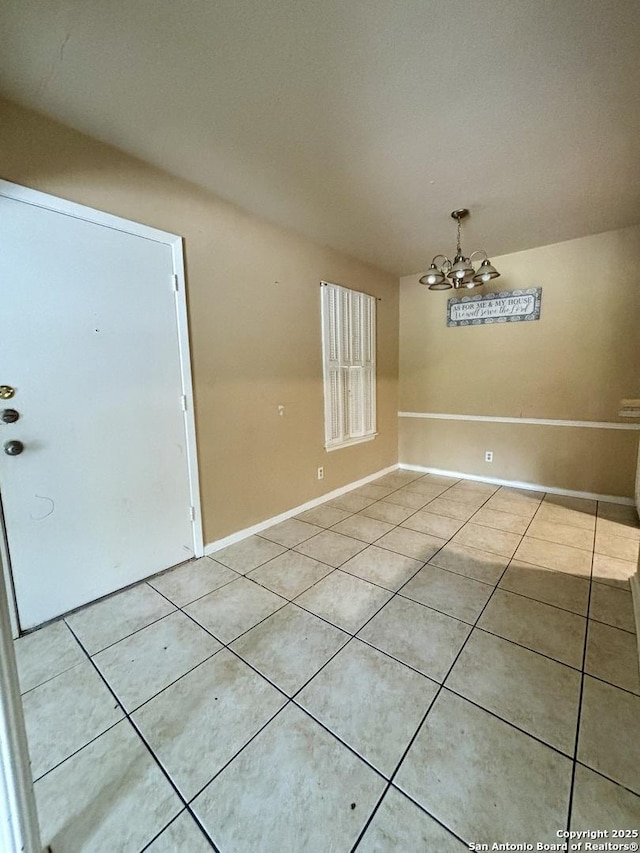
[14,470,640,851]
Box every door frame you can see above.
[0,546,43,853]
[0,179,204,637]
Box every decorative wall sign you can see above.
[447,287,542,327]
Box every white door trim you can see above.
[0,523,18,640]
[169,237,204,560]
[0,552,43,853]
[0,179,204,634]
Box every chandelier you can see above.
[419,209,500,291]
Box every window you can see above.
[321,281,376,450]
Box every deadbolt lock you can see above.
[0,386,15,400]
[1,409,19,424]
[4,440,24,456]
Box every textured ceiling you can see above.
[1,0,640,274]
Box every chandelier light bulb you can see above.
[472,258,500,284]
[419,263,446,287]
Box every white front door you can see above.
[0,185,200,630]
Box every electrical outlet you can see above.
[317,467,324,480]
[485,451,493,463]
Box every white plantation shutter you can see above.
[325,367,344,443]
[325,284,340,362]
[339,286,351,364]
[321,282,376,449]
[362,293,374,365]
[362,367,375,434]
[347,367,365,436]
[361,293,376,435]
[351,291,363,364]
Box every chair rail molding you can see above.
[398,411,640,431]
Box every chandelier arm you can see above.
[432,254,451,272]
[469,249,488,268]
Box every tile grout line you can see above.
[62,620,222,853]
[30,717,124,786]
[156,563,449,804]
[31,477,494,659]
[39,610,628,852]
[19,659,87,698]
[586,613,637,637]
[189,533,636,762]
[302,534,466,660]
[434,684,577,761]
[22,476,634,849]
[112,479,504,833]
[27,476,607,647]
[286,474,482,556]
[342,484,524,656]
[138,810,188,852]
[275,498,608,624]
[50,486,582,686]
[563,669,639,699]
[121,633,391,814]
[147,480,603,787]
[374,488,597,842]
[349,487,539,850]
[138,591,403,805]
[565,502,600,833]
[572,759,640,797]
[235,481,496,611]
[64,603,178,657]
[175,486,638,829]
[334,496,481,850]
[470,581,587,618]
[266,472,435,533]
[235,495,447,643]
[62,514,517,668]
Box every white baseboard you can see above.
[204,464,399,555]
[205,460,635,556]
[398,464,636,506]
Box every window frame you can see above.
[320,280,377,452]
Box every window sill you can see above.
[325,433,377,452]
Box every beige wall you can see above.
[0,97,399,542]
[400,226,640,497]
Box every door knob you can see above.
[0,386,15,400]
[4,440,24,456]
[1,409,19,424]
